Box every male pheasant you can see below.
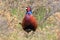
[22,6,37,33]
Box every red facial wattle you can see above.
[26,7,31,12]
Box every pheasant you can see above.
[22,6,37,33]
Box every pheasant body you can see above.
[22,6,37,33]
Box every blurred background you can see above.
[0,0,60,40]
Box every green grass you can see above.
[9,6,57,40]
[11,8,17,15]
[11,8,24,20]
[46,33,57,40]
[33,6,55,29]
[34,6,47,21]
[33,6,47,29]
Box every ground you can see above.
[0,0,60,40]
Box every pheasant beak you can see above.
[26,8,27,10]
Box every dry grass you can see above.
[0,0,60,40]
